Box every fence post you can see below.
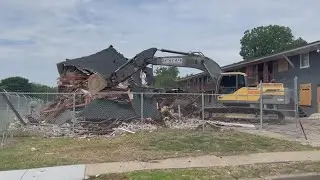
[23,95,28,116]
[294,76,299,127]
[201,92,205,131]
[0,93,3,146]
[201,93,205,120]
[141,92,144,125]
[4,90,9,114]
[259,80,263,129]
[293,77,307,140]
[4,91,10,125]
[72,93,76,133]
[15,93,20,115]
[178,105,181,120]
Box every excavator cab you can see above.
[216,72,248,94]
[216,72,290,106]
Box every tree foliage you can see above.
[0,76,56,93]
[0,76,32,92]
[154,66,179,89]
[0,76,56,100]
[239,25,308,60]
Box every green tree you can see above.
[30,83,56,93]
[240,25,308,60]
[0,76,32,92]
[0,76,57,100]
[154,66,179,88]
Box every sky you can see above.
[0,0,320,86]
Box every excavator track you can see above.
[156,93,285,122]
[202,106,285,121]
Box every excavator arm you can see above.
[105,48,222,89]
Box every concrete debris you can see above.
[8,121,73,137]
[7,118,159,138]
[7,116,231,138]
[210,121,255,128]
[165,118,204,129]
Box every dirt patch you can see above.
[235,119,320,147]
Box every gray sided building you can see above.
[177,41,320,116]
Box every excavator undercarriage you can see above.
[155,88,288,122]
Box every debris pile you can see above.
[8,118,160,138]
[13,46,163,136]
[8,121,73,137]
[39,46,137,124]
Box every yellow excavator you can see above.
[88,48,290,120]
[216,72,289,106]
[207,72,289,120]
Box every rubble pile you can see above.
[15,45,164,136]
[8,118,159,138]
[8,121,73,137]
[165,118,204,129]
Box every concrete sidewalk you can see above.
[2,150,320,179]
[85,150,320,176]
[0,165,86,180]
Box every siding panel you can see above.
[274,50,320,116]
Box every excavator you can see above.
[88,48,290,120]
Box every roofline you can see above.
[178,72,247,81]
[177,40,320,82]
[223,40,320,70]
[177,72,207,81]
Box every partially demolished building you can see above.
[39,46,161,128]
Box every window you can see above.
[300,53,310,68]
[278,59,289,72]
[219,75,237,94]
[238,74,246,88]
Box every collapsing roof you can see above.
[52,45,161,124]
[56,45,128,76]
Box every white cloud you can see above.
[0,0,320,85]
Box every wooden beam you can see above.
[282,55,295,68]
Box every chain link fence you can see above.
[0,91,48,146]
[1,77,314,148]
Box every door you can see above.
[299,83,312,106]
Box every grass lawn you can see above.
[0,128,317,170]
[90,161,320,180]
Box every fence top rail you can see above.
[0,91,296,97]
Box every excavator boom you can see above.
[105,48,222,89]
